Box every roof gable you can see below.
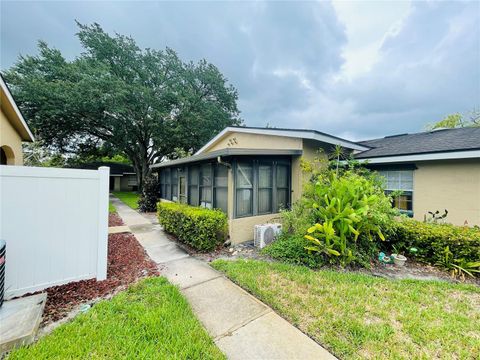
[196,126,369,154]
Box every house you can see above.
[75,162,138,191]
[151,126,369,243]
[0,75,34,165]
[152,126,480,243]
[355,127,480,226]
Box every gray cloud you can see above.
[1,1,479,140]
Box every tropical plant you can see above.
[304,170,397,267]
[437,246,480,279]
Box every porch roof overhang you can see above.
[150,148,303,169]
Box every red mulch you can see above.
[108,213,124,227]
[32,232,159,325]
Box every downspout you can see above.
[217,156,231,168]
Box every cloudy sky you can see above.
[1,1,479,140]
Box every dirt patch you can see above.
[108,213,124,227]
[27,232,159,325]
[366,259,479,286]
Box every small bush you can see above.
[157,202,228,251]
[138,176,159,212]
[261,233,325,268]
[389,219,480,267]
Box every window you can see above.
[171,168,178,201]
[258,163,273,214]
[276,164,290,211]
[378,170,413,214]
[188,166,199,206]
[179,176,187,203]
[214,164,228,213]
[234,159,290,218]
[160,171,166,198]
[200,164,212,208]
[236,162,253,217]
[165,168,171,200]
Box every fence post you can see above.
[96,166,110,280]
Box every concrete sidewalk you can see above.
[110,196,335,360]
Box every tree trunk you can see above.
[129,153,151,193]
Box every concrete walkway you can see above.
[110,196,336,360]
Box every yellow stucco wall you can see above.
[0,108,24,165]
[229,213,283,244]
[291,139,329,203]
[206,131,303,152]
[413,160,480,226]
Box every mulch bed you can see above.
[33,232,159,325]
[108,212,124,227]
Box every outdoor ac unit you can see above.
[254,223,282,249]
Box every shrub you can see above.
[157,202,228,251]
[261,233,325,268]
[138,176,159,212]
[303,170,398,267]
[389,219,480,269]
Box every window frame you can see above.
[378,170,414,216]
[213,163,229,213]
[233,157,291,219]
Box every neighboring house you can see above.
[0,75,34,165]
[152,126,480,243]
[75,162,138,191]
[355,127,480,226]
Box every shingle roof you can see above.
[355,127,480,159]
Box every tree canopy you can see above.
[427,110,480,130]
[4,22,242,188]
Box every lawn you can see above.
[8,278,225,360]
[212,259,480,360]
[108,202,116,213]
[113,191,140,210]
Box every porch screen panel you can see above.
[200,164,212,208]
[165,168,171,200]
[160,171,165,198]
[214,164,228,213]
[171,168,178,201]
[258,163,273,214]
[236,162,253,217]
[188,166,199,206]
[276,164,289,211]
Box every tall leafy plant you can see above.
[305,170,397,266]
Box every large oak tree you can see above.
[4,22,241,188]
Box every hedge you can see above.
[389,219,480,265]
[157,202,228,251]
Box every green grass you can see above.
[113,191,140,210]
[211,259,480,360]
[108,202,116,213]
[8,278,225,360]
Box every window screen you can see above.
[188,166,199,206]
[236,162,253,217]
[214,165,228,213]
[258,164,272,214]
[200,164,212,208]
[276,164,289,211]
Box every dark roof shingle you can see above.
[355,127,480,159]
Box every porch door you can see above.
[179,176,187,203]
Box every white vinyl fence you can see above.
[0,165,109,299]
